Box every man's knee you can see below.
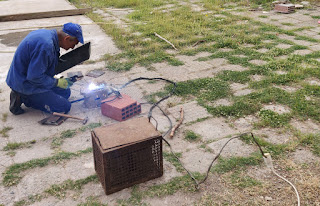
[49,98,71,114]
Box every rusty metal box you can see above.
[101,94,141,121]
[91,117,163,195]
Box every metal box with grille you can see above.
[91,117,163,195]
[101,94,141,121]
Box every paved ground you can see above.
[0,0,320,205]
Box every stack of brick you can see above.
[274,4,295,13]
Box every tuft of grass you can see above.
[60,129,77,139]
[2,113,8,122]
[258,109,291,128]
[3,140,36,151]
[281,22,294,26]
[300,133,320,156]
[13,200,27,206]
[144,173,204,197]
[295,35,319,43]
[51,129,77,149]
[228,172,262,188]
[0,126,13,137]
[79,122,102,132]
[185,130,202,142]
[51,123,101,149]
[213,155,262,174]
[3,148,92,186]
[163,151,184,172]
[78,197,108,206]
[240,133,289,157]
[45,175,98,198]
[167,78,230,103]
[311,15,320,19]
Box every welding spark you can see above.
[88,83,105,91]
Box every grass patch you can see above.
[79,122,102,132]
[240,133,289,157]
[79,197,108,206]
[295,35,319,43]
[144,173,203,197]
[258,109,291,128]
[51,123,101,149]
[281,22,294,26]
[3,148,92,186]
[167,78,230,103]
[2,113,8,122]
[3,140,36,151]
[60,129,77,139]
[45,175,98,198]
[311,15,320,19]
[163,151,184,172]
[228,171,262,188]
[51,129,77,149]
[0,126,13,137]
[213,155,262,174]
[300,133,320,156]
[185,130,202,142]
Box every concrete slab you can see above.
[0,0,76,16]
[13,153,95,199]
[168,101,212,124]
[207,138,256,158]
[186,117,238,141]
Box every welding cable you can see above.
[145,102,201,187]
[196,132,265,186]
[128,78,268,189]
[118,77,176,121]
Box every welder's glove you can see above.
[56,78,73,89]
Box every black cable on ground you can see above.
[119,77,176,121]
[119,77,266,189]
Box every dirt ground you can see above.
[1,1,320,206]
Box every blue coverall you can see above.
[6,29,71,113]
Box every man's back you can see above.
[6,29,60,95]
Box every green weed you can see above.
[300,133,320,156]
[60,129,77,139]
[228,172,262,188]
[79,122,102,132]
[3,140,36,151]
[145,173,203,197]
[185,130,202,142]
[213,155,262,174]
[45,175,98,198]
[281,23,294,26]
[3,148,92,186]
[2,113,8,122]
[295,35,319,43]
[79,197,108,206]
[163,151,184,172]
[167,78,230,103]
[258,109,291,128]
[0,126,13,137]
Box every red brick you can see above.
[101,94,141,121]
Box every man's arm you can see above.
[26,48,57,89]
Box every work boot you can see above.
[9,90,24,115]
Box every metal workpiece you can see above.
[80,81,110,108]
